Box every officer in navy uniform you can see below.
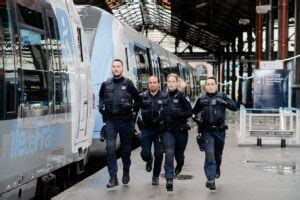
[99,59,141,188]
[137,75,167,185]
[192,77,238,190]
[161,73,192,191]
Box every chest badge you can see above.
[121,86,127,90]
[158,100,162,104]
[173,99,179,103]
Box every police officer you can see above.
[161,73,192,191]
[192,77,238,190]
[138,75,167,185]
[99,59,141,188]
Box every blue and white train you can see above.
[76,5,201,156]
[0,0,95,198]
[0,1,201,199]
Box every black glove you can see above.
[98,100,105,113]
[216,98,228,105]
[152,116,161,124]
[171,112,181,120]
[159,120,166,131]
[137,117,144,130]
[100,125,106,142]
[192,114,202,126]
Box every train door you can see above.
[76,27,89,140]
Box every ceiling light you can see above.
[239,18,250,25]
[196,2,208,9]
[256,5,271,14]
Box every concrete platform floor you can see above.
[53,122,300,200]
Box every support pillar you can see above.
[231,40,237,101]
[265,0,274,60]
[222,47,226,92]
[226,45,230,95]
[247,28,253,106]
[278,0,289,61]
[217,53,221,91]
[238,33,244,104]
[293,0,300,107]
[256,0,263,68]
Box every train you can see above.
[0,1,201,199]
[76,5,201,157]
[0,0,95,199]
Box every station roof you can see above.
[74,0,295,53]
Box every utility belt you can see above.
[163,122,191,132]
[203,123,228,131]
[137,118,160,130]
[107,113,132,121]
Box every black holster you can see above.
[196,133,205,151]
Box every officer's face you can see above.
[148,77,160,92]
[112,61,123,77]
[167,76,178,92]
[205,79,217,93]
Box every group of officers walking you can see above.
[99,59,238,192]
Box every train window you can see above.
[159,58,171,87]
[134,45,151,91]
[17,4,44,30]
[0,3,18,120]
[77,28,83,62]
[20,28,49,117]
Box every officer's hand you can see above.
[152,117,160,124]
[171,112,181,119]
[192,115,202,126]
[216,98,228,105]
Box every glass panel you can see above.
[0,1,18,120]
[48,16,64,113]
[17,4,44,30]
[20,28,49,117]
[134,45,150,91]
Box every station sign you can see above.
[260,60,283,69]
[253,69,290,108]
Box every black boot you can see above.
[216,165,221,178]
[166,180,173,191]
[152,177,159,185]
[175,162,183,175]
[146,158,153,172]
[122,171,130,184]
[206,180,216,190]
[106,176,119,188]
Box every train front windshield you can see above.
[0,0,18,120]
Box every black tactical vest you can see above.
[163,90,186,124]
[103,78,133,115]
[140,90,167,125]
[198,92,227,125]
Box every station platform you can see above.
[53,120,300,200]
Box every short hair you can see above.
[148,75,160,83]
[205,77,217,84]
[112,59,123,66]
[167,73,179,81]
